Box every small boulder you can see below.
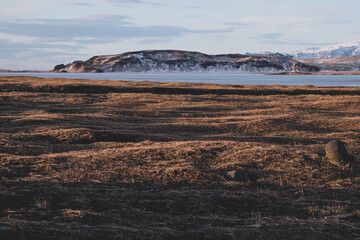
[224,170,257,183]
[325,140,354,167]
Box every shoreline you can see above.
[2,69,360,75]
[267,71,360,75]
[2,75,360,90]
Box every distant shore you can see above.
[0,69,48,73]
[268,71,360,75]
[2,69,360,75]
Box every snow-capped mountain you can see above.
[291,41,360,59]
[245,51,292,57]
[53,50,319,73]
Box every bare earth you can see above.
[0,76,359,239]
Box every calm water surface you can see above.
[1,72,360,86]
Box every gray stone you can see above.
[325,140,354,167]
[224,170,254,183]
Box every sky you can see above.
[0,0,359,70]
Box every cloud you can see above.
[223,21,248,27]
[107,0,167,7]
[108,0,145,3]
[0,39,85,59]
[222,21,249,31]
[139,38,172,44]
[250,35,333,47]
[251,33,284,40]
[0,15,195,44]
[0,5,39,17]
[0,38,88,70]
[186,14,201,18]
[71,2,93,7]
[263,39,333,46]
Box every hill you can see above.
[53,50,320,73]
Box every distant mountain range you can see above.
[291,41,360,59]
[53,50,319,73]
[53,41,360,73]
[289,41,360,71]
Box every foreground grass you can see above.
[0,76,359,239]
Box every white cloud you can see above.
[0,6,39,17]
[107,0,167,7]
[71,2,93,7]
[0,14,196,43]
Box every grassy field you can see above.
[0,76,359,239]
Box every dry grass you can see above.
[0,76,359,239]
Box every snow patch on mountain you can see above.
[292,41,360,59]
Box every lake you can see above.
[1,72,360,86]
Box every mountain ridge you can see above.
[291,41,360,59]
[53,50,320,73]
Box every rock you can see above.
[53,64,66,72]
[53,61,104,73]
[224,170,237,180]
[224,170,257,183]
[325,140,354,167]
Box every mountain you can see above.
[53,50,320,73]
[291,41,360,59]
[298,56,360,71]
[245,51,292,57]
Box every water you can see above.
[1,72,360,86]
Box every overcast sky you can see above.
[1,0,359,70]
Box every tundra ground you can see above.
[0,76,359,239]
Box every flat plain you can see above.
[0,76,359,239]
